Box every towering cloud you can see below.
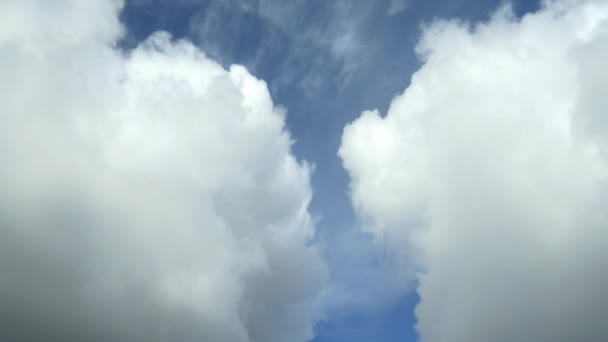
[0,1,326,341]
[340,1,608,341]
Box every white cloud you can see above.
[0,1,326,341]
[340,1,608,341]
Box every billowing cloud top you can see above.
[340,1,608,341]
[0,1,326,341]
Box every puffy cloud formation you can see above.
[340,1,608,341]
[0,1,325,341]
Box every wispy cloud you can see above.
[186,0,379,96]
[387,0,410,16]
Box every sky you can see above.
[2,0,608,342]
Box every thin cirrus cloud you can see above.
[340,0,608,341]
[0,1,326,342]
[387,0,410,16]
[185,0,378,96]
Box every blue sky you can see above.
[118,1,541,341]
[7,1,608,342]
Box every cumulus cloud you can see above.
[340,1,608,341]
[0,1,326,341]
